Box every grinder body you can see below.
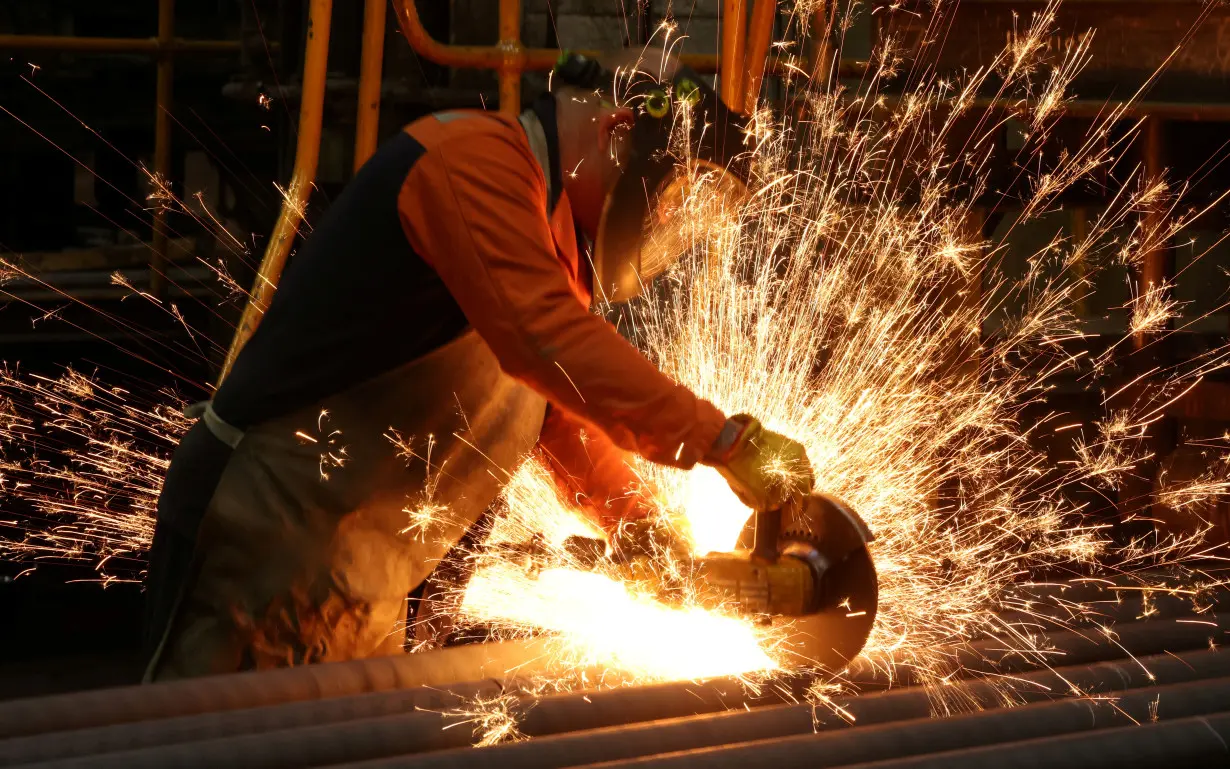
[693,493,879,670]
[693,549,818,616]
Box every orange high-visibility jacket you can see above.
[215,101,726,529]
[398,109,725,524]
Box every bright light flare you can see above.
[461,564,779,681]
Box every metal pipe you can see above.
[1134,116,1170,350]
[866,612,1230,684]
[390,0,866,83]
[742,0,777,112]
[808,1,833,88]
[219,0,333,380]
[580,681,1230,769]
[863,95,1230,122]
[720,0,748,111]
[6,643,1228,765]
[0,638,554,740]
[3,675,757,769]
[149,0,175,298]
[0,682,500,767]
[497,0,523,114]
[358,707,814,769]
[353,0,387,171]
[391,0,722,74]
[996,590,1228,629]
[17,710,478,769]
[356,649,1230,769]
[807,712,1230,769]
[0,672,756,765]
[0,34,244,54]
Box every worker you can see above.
[142,48,813,681]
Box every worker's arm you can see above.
[537,403,654,530]
[399,126,726,468]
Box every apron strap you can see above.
[202,402,245,449]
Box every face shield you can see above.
[556,53,752,304]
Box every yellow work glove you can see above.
[704,414,815,511]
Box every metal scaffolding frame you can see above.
[0,0,252,298]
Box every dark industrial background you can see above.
[1,0,1229,700]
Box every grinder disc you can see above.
[771,494,879,672]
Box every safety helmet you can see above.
[554,52,751,303]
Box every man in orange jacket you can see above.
[142,48,812,680]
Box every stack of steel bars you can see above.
[1,582,1227,769]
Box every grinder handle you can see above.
[750,504,783,565]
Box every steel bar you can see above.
[0,683,499,767]
[359,649,1230,769]
[149,0,175,298]
[993,588,1227,628]
[578,680,1230,769]
[781,712,1230,769]
[847,612,1230,684]
[742,0,777,111]
[0,638,552,740]
[14,643,1226,766]
[220,0,332,380]
[17,710,478,769]
[353,0,387,171]
[720,0,748,110]
[0,673,755,765]
[0,35,243,54]
[463,615,1230,743]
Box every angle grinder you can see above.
[586,493,879,671]
[691,493,879,670]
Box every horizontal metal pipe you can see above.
[6,613,1224,758]
[391,0,866,79]
[865,93,1230,122]
[3,675,766,768]
[795,711,1230,769]
[16,645,1227,766]
[20,710,477,769]
[349,649,1230,769]
[0,34,243,54]
[992,590,1228,631]
[0,681,501,766]
[407,706,814,769]
[0,639,554,740]
[0,669,761,764]
[847,612,1230,685]
[39,644,1223,769]
[584,680,1230,769]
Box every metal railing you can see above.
[0,0,252,298]
[222,0,842,375]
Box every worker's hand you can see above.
[704,414,814,511]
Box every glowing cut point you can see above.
[461,564,778,681]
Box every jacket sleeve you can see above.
[537,403,654,530]
[398,126,726,468]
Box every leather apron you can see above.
[144,330,545,681]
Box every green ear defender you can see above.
[677,78,702,107]
[645,88,671,119]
